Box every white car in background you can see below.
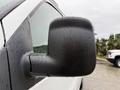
[0,0,95,90]
[106,50,120,67]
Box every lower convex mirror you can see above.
[21,17,96,77]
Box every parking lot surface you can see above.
[83,60,120,90]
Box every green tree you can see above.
[96,33,120,57]
[114,34,120,49]
[107,34,115,50]
[96,38,107,56]
[99,38,107,56]
[96,39,100,55]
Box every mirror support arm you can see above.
[21,17,96,77]
[21,52,59,76]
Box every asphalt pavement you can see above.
[82,60,120,90]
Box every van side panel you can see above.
[0,48,11,90]
[0,24,11,90]
[5,19,43,90]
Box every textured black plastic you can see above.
[27,17,96,76]
[48,17,96,76]
[50,17,93,30]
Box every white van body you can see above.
[30,77,82,90]
[0,0,82,90]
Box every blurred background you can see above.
[55,0,120,59]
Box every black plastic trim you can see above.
[46,2,64,17]
[107,58,114,63]
[50,17,93,30]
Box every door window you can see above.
[30,3,62,53]
[0,0,13,8]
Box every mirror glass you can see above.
[30,3,62,53]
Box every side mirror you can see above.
[22,17,96,77]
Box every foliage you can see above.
[33,45,47,53]
[96,38,107,56]
[96,34,120,56]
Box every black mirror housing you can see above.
[22,17,96,77]
[48,17,96,76]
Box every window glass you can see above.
[0,0,13,8]
[30,3,62,53]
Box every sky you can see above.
[0,0,120,39]
[55,0,120,39]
